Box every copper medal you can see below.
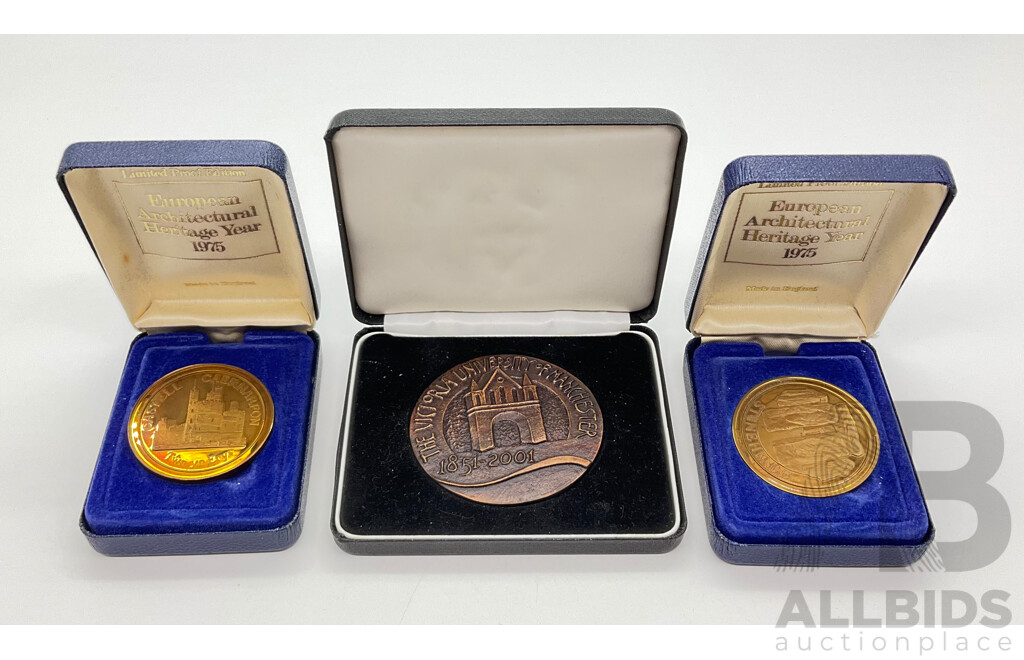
[409,355,603,505]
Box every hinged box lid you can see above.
[685,155,956,342]
[59,140,319,332]
[325,108,687,326]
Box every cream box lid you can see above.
[59,140,318,333]
[685,155,956,344]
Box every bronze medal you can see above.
[127,364,274,481]
[409,355,603,505]
[732,377,880,497]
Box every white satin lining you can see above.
[383,311,631,336]
[333,124,679,316]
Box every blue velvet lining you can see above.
[84,331,316,535]
[691,341,929,546]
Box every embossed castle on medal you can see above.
[465,368,548,451]
[128,364,274,480]
[150,381,247,451]
[409,355,604,505]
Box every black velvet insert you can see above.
[337,330,679,537]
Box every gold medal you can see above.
[127,364,274,481]
[409,355,603,505]
[732,377,879,497]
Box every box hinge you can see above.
[697,333,865,354]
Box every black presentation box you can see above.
[325,108,687,554]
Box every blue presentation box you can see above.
[683,155,956,566]
[58,140,320,556]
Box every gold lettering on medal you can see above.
[126,364,275,481]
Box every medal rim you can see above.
[126,363,275,481]
[731,376,880,498]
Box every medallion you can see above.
[127,364,274,481]
[732,377,879,497]
[409,355,603,505]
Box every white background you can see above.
[0,35,1021,625]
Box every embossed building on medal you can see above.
[465,369,548,451]
[150,382,247,451]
